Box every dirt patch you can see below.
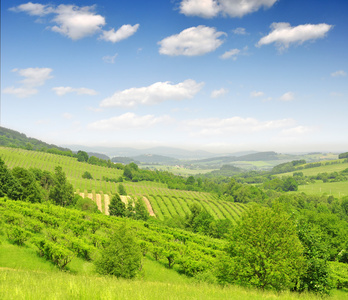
[104,194,110,215]
[95,194,102,212]
[120,195,131,205]
[143,197,156,217]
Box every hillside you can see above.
[0,126,71,152]
[0,146,246,222]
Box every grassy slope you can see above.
[2,238,346,300]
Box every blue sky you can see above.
[1,0,347,153]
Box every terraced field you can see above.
[0,147,246,222]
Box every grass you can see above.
[297,181,348,198]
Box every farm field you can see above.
[297,181,348,198]
[0,147,246,221]
[277,159,348,177]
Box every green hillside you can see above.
[0,146,246,222]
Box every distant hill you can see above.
[0,126,71,152]
[86,152,110,161]
[131,154,180,165]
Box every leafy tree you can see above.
[118,183,126,195]
[282,177,298,191]
[0,157,23,200]
[77,150,89,162]
[94,224,142,278]
[123,166,133,180]
[74,194,99,213]
[109,193,126,217]
[134,199,149,221]
[82,171,93,179]
[49,166,74,207]
[11,167,43,203]
[219,205,305,291]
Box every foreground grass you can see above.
[1,240,347,300]
[3,268,346,300]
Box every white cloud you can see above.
[100,79,204,108]
[10,3,138,42]
[179,0,278,18]
[102,53,118,64]
[88,113,173,130]
[257,22,333,51]
[100,24,139,43]
[280,92,294,101]
[183,116,295,136]
[158,25,226,56]
[220,48,240,60]
[3,67,53,98]
[2,86,38,98]
[232,27,247,35]
[9,2,54,16]
[180,0,220,18]
[51,5,105,40]
[211,88,228,98]
[331,70,346,77]
[52,87,97,96]
[250,91,264,98]
[14,67,53,87]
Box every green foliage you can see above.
[49,166,74,207]
[94,224,142,278]
[12,167,44,202]
[77,150,89,162]
[219,205,306,291]
[134,199,149,221]
[6,225,31,246]
[0,157,23,200]
[339,152,348,159]
[118,183,126,195]
[74,194,99,213]
[109,193,126,217]
[82,171,93,180]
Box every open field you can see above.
[277,159,348,177]
[297,181,348,198]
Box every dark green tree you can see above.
[94,224,142,278]
[49,166,74,207]
[0,157,23,200]
[118,183,126,195]
[77,150,89,162]
[82,171,93,179]
[11,167,43,203]
[109,193,126,217]
[134,199,149,221]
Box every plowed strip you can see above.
[95,194,102,212]
[143,197,156,217]
[104,194,110,215]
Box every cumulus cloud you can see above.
[51,5,105,40]
[9,2,54,16]
[250,91,264,98]
[211,88,228,98]
[331,70,346,77]
[100,24,139,43]
[158,25,226,56]
[220,48,240,60]
[3,67,53,98]
[280,92,294,101]
[257,22,333,51]
[183,116,295,136]
[179,0,278,18]
[10,3,138,42]
[88,113,172,130]
[100,79,204,108]
[52,87,97,96]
